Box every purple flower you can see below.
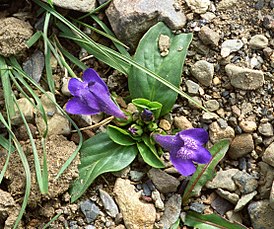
[154,128,212,176]
[66,68,126,119]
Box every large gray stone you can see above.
[248,200,274,229]
[225,64,264,90]
[42,0,96,12]
[159,194,182,229]
[106,0,186,50]
[147,168,180,193]
[206,169,238,192]
[232,171,258,194]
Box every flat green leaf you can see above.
[107,125,136,146]
[128,22,192,115]
[185,211,247,229]
[132,98,162,119]
[182,140,230,204]
[70,132,137,202]
[137,141,165,168]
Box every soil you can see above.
[0,0,273,228]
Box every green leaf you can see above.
[185,211,247,229]
[70,133,138,202]
[128,22,192,115]
[132,98,162,119]
[182,140,230,204]
[107,125,136,146]
[137,141,165,168]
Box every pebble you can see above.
[42,0,96,12]
[217,118,228,129]
[61,77,71,96]
[106,0,186,49]
[185,0,211,14]
[206,169,238,192]
[257,162,274,199]
[249,35,269,49]
[211,195,234,215]
[220,39,243,57]
[99,189,119,218]
[204,100,220,112]
[159,194,182,229]
[209,121,235,143]
[129,170,145,182]
[234,191,257,212]
[232,171,258,194]
[11,98,35,125]
[151,190,165,211]
[189,202,206,213]
[239,120,257,133]
[198,26,220,46]
[200,12,216,22]
[225,210,242,224]
[258,122,273,136]
[174,116,193,130]
[147,168,180,193]
[270,181,274,209]
[159,119,171,131]
[185,80,200,94]
[113,178,156,229]
[228,134,254,159]
[248,200,274,229]
[201,112,219,122]
[23,50,44,83]
[225,64,264,90]
[217,0,238,10]
[216,188,239,205]
[262,142,274,167]
[79,200,100,223]
[191,60,214,86]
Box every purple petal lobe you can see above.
[93,92,126,119]
[66,97,99,115]
[153,134,182,152]
[179,128,208,145]
[68,78,85,96]
[83,68,109,93]
[191,146,212,164]
[170,150,196,176]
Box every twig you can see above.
[71,116,114,132]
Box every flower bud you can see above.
[141,109,154,123]
[128,124,143,136]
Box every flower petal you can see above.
[66,97,99,115]
[153,134,182,152]
[170,151,196,176]
[83,68,109,93]
[93,91,126,119]
[179,128,208,145]
[191,146,212,164]
[68,78,85,96]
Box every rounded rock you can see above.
[228,134,254,159]
[249,35,269,49]
[198,26,220,46]
[191,60,214,86]
[262,142,274,167]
